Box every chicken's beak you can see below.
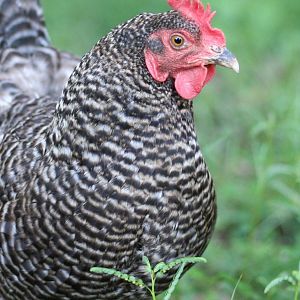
[213,48,240,73]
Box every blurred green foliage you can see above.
[41,0,300,299]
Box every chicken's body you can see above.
[0,1,238,299]
[0,0,79,138]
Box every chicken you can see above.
[0,0,238,299]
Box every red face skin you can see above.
[145,28,225,100]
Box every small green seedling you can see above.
[91,255,206,300]
[264,261,300,300]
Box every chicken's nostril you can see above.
[210,45,222,54]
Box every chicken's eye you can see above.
[170,35,185,48]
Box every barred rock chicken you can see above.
[0,0,238,299]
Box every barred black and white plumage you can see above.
[0,0,238,299]
[0,0,79,132]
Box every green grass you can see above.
[264,261,300,300]
[41,0,300,299]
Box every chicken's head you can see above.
[144,0,239,100]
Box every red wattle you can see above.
[204,65,216,86]
[174,65,214,100]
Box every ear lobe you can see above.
[145,50,169,82]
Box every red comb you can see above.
[168,0,225,45]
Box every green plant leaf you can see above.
[157,256,206,277]
[153,262,168,274]
[292,270,300,281]
[142,256,153,273]
[264,274,296,294]
[163,263,186,300]
[90,267,145,288]
[91,256,207,299]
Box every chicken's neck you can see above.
[46,43,195,167]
